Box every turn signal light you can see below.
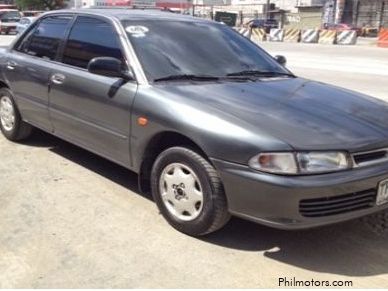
[137,117,148,126]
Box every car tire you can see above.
[151,146,230,236]
[0,88,32,141]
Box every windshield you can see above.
[0,11,21,20]
[122,19,290,82]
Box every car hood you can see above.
[156,78,388,152]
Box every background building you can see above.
[206,0,387,28]
[2,0,387,28]
[351,0,387,27]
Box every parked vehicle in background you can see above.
[16,17,36,34]
[0,9,22,34]
[214,11,237,27]
[245,18,278,33]
[324,23,363,36]
[22,10,44,17]
[360,25,379,37]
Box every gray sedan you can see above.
[1,9,388,236]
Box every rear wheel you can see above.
[0,88,32,141]
[151,147,230,236]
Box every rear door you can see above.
[5,15,73,132]
[48,15,137,166]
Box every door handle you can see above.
[51,73,66,85]
[6,61,17,70]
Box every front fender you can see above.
[130,85,292,172]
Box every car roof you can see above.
[43,8,212,23]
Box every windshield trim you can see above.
[115,16,148,85]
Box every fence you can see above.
[354,0,388,28]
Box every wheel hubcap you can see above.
[159,163,204,221]
[0,96,15,131]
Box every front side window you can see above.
[16,16,72,60]
[62,16,124,69]
[122,19,289,82]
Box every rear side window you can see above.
[62,16,124,69]
[16,16,72,60]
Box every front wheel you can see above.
[0,88,33,141]
[151,147,230,236]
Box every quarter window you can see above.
[16,16,72,60]
[62,16,124,69]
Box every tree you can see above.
[15,0,66,10]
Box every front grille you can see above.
[299,189,376,218]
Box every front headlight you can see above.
[297,152,349,174]
[249,151,350,175]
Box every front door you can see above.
[49,16,137,166]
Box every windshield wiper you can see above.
[227,70,295,78]
[153,74,220,82]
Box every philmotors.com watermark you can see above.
[278,277,353,288]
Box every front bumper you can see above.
[211,158,388,230]
[1,24,17,31]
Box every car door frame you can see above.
[55,12,148,85]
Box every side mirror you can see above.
[87,57,134,80]
[274,55,287,66]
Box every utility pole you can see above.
[354,0,360,26]
[379,0,385,28]
[265,0,270,20]
[192,0,195,16]
[333,0,337,24]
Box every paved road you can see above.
[260,41,388,101]
[1,35,388,288]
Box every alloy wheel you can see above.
[159,163,204,221]
[0,95,15,131]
